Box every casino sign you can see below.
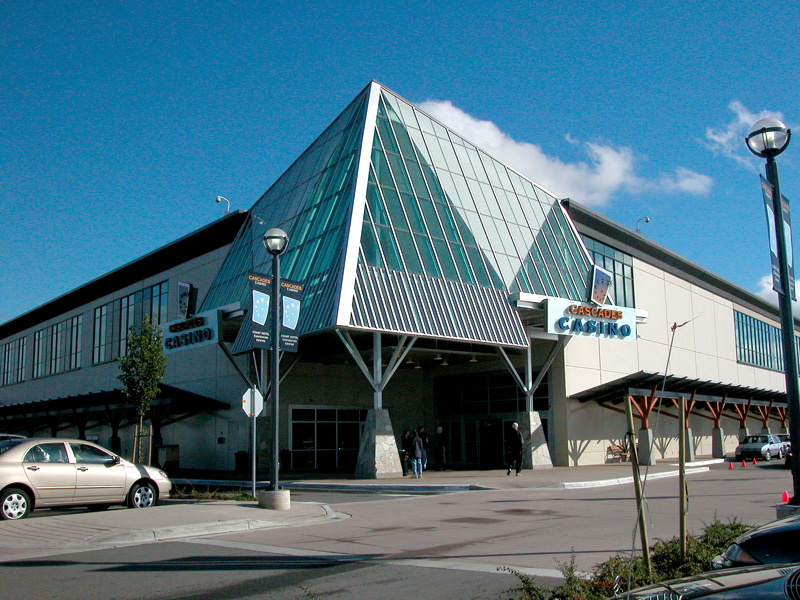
[545,297,636,342]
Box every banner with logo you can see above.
[247,272,303,352]
[761,176,796,301]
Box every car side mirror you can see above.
[106,455,121,467]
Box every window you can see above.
[1,337,26,386]
[70,442,115,464]
[24,442,69,463]
[34,315,83,377]
[290,406,367,471]
[583,237,635,308]
[93,281,168,364]
[734,310,800,372]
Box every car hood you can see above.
[627,564,800,598]
[737,515,800,543]
[737,442,769,450]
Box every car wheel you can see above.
[127,481,156,509]
[1,488,31,520]
[765,451,772,461]
[87,504,111,512]
[779,448,785,460]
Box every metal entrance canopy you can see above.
[572,370,786,407]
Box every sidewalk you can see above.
[0,458,722,557]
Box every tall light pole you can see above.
[746,118,798,503]
[263,228,289,491]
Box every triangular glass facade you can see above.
[201,82,592,349]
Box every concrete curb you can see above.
[559,467,710,489]
[89,502,341,546]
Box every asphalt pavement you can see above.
[0,458,724,558]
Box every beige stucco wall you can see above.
[555,256,789,466]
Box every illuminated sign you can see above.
[545,298,636,342]
[162,309,220,354]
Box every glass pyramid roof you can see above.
[201,82,593,350]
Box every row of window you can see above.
[0,281,168,387]
[32,315,83,379]
[734,310,800,372]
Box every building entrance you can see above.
[435,370,550,469]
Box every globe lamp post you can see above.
[263,228,289,491]
[746,119,799,502]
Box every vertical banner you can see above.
[761,176,796,301]
[781,193,796,301]
[247,272,304,352]
[279,279,303,352]
[248,272,272,349]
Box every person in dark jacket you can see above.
[400,429,413,476]
[506,421,524,476]
[417,426,429,471]
[434,425,447,471]
[410,431,424,478]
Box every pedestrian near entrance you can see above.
[506,421,524,476]
[410,431,424,478]
[434,425,447,471]
[400,429,413,476]
[417,426,429,471]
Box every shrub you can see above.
[499,517,751,600]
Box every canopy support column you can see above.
[498,336,567,470]
[336,329,417,479]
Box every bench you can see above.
[606,444,631,462]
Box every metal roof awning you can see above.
[571,370,786,407]
[0,384,229,435]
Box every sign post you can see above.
[241,387,264,497]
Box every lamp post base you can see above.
[258,489,291,510]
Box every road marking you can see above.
[183,538,570,580]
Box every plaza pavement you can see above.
[0,458,722,558]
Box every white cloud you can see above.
[705,101,784,168]
[417,100,710,206]
[657,167,713,195]
[755,273,800,318]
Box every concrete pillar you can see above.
[712,427,725,458]
[760,426,771,434]
[684,427,696,462]
[354,409,403,479]
[637,428,656,466]
[521,410,553,469]
[738,426,749,442]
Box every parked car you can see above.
[712,515,800,569]
[616,564,800,599]
[0,438,171,520]
[734,434,785,461]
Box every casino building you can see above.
[0,81,794,476]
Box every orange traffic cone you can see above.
[782,491,790,503]
[753,458,758,465]
[729,462,733,470]
[742,460,747,467]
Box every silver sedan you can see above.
[0,438,171,520]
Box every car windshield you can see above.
[0,439,25,454]
[744,436,768,444]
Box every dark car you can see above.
[712,515,800,569]
[618,564,800,599]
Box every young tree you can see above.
[117,316,167,463]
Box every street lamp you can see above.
[746,118,799,503]
[263,228,289,492]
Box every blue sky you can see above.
[2,1,799,323]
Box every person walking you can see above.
[506,421,524,476]
[434,425,447,471]
[417,426,429,471]
[410,430,424,478]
